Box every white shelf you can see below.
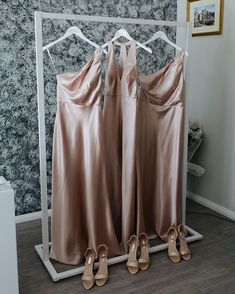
[0,178,19,294]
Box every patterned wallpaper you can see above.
[0,0,177,215]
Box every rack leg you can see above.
[35,11,50,261]
[182,22,191,225]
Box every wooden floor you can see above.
[17,200,235,294]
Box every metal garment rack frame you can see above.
[34,11,203,282]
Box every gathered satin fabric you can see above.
[50,48,122,265]
[103,41,138,251]
[102,42,125,243]
[136,50,185,241]
[104,41,184,246]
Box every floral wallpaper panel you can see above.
[0,0,177,215]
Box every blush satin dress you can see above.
[102,42,125,243]
[103,40,139,251]
[104,40,185,247]
[50,48,122,265]
[136,50,185,241]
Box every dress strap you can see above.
[113,39,137,66]
[127,39,137,66]
[119,43,127,71]
[107,40,118,71]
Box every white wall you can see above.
[184,0,235,213]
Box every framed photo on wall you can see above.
[187,0,224,36]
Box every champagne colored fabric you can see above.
[50,48,122,265]
[102,42,123,243]
[120,41,138,251]
[50,43,185,265]
[136,50,185,241]
[104,41,184,249]
[103,41,138,251]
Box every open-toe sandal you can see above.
[177,224,192,261]
[81,248,96,290]
[95,244,108,287]
[138,233,150,271]
[126,235,139,274]
[167,227,181,263]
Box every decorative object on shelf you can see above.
[188,121,203,162]
[187,122,205,177]
[187,0,224,36]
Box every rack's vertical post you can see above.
[34,11,49,261]
[182,22,191,225]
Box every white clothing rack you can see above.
[34,11,203,282]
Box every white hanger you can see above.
[43,26,107,54]
[142,31,188,56]
[101,28,152,54]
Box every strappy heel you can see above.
[81,248,96,290]
[167,227,181,263]
[138,233,150,271]
[126,235,139,274]
[95,244,109,287]
[177,224,192,261]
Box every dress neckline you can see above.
[139,49,185,80]
[56,47,102,79]
[107,39,137,78]
[107,40,184,81]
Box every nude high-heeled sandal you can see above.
[126,235,139,274]
[81,248,96,290]
[95,244,108,287]
[138,233,150,271]
[167,227,181,263]
[177,224,192,261]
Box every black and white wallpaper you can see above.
[0,0,177,215]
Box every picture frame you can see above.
[187,0,224,36]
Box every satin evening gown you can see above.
[103,41,138,251]
[50,48,122,265]
[104,41,185,246]
[102,42,125,243]
[136,50,185,241]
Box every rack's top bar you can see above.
[35,11,188,28]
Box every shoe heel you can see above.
[126,235,139,274]
[167,227,181,263]
[95,244,109,287]
[81,248,96,290]
[177,224,192,261]
[138,233,150,271]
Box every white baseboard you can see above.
[15,209,52,224]
[187,191,235,221]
